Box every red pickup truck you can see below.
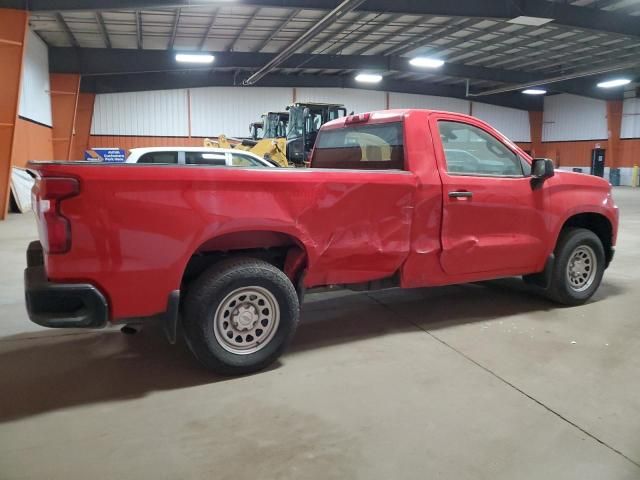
[25,109,618,374]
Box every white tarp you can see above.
[10,167,35,213]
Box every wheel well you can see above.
[560,213,613,266]
[181,231,307,289]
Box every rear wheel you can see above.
[546,228,605,305]
[183,257,300,375]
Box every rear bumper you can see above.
[24,241,108,328]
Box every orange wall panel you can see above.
[70,93,95,160]
[536,140,608,167]
[50,73,80,160]
[619,139,640,167]
[12,118,53,167]
[0,8,28,219]
[528,111,543,156]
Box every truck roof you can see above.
[321,109,475,129]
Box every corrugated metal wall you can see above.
[389,92,470,114]
[621,98,640,139]
[190,86,293,138]
[91,89,189,136]
[19,29,52,126]
[296,87,386,114]
[471,102,531,142]
[542,94,607,141]
[90,87,535,143]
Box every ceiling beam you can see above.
[79,70,543,111]
[56,12,79,48]
[168,7,180,50]
[13,0,640,38]
[258,9,299,52]
[227,8,260,52]
[198,8,218,50]
[95,12,111,48]
[242,0,366,85]
[135,11,142,49]
[50,46,634,99]
[48,47,538,85]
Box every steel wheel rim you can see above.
[566,245,597,292]
[214,286,280,355]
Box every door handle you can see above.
[448,191,473,198]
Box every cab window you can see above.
[137,152,178,164]
[312,122,404,170]
[186,152,226,166]
[438,121,523,177]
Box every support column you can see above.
[69,92,95,160]
[606,100,623,168]
[528,110,543,158]
[50,73,81,160]
[0,8,28,220]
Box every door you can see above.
[591,148,605,177]
[435,117,547,276]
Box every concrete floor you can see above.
[1,188,639,480]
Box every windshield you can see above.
[264,113,287,138]
[286,107,304,140]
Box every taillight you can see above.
[33,177,80,254]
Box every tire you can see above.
[546,227,605,305]
[183,257,300,375]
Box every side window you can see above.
[185,152,226,166]
[230,153,262,167]
[313,122,405,170]
[438,121,523,176]
[137,152,178,164]
[520,155,532,176]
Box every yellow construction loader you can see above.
[204,135,288,167]
[205,102,347,167]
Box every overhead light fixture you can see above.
[355,73,382,83]
[175,53,215,64]
[409,57,445,68]
[522,88,547,95]
[507,16,553,26]
[597,78,631,89]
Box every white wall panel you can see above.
[190,87,293,138]
[91,89,189,136]
[621,98,640,139]
[542,94,607,141]
[19,29,52,126]
[296,88,386,114]
[389,92,470,114]
[472,102,531,142]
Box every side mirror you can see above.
[531,158,554,188]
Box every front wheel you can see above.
[546,228,606,305]
[183,257,300,375]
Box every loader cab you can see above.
[286,102,347,165]
[251,112,289,141]
[249,120,264,140]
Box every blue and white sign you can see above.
[85,148,127,163]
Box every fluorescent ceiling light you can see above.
[507,16,553,26]
[175,53,215,64]
[355,73,382,83]
[597,78,631,88]
[522,88,547,95]
[409,57,445,68]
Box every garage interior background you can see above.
[1,1,640,219]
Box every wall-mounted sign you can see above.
[85,148,127,163]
